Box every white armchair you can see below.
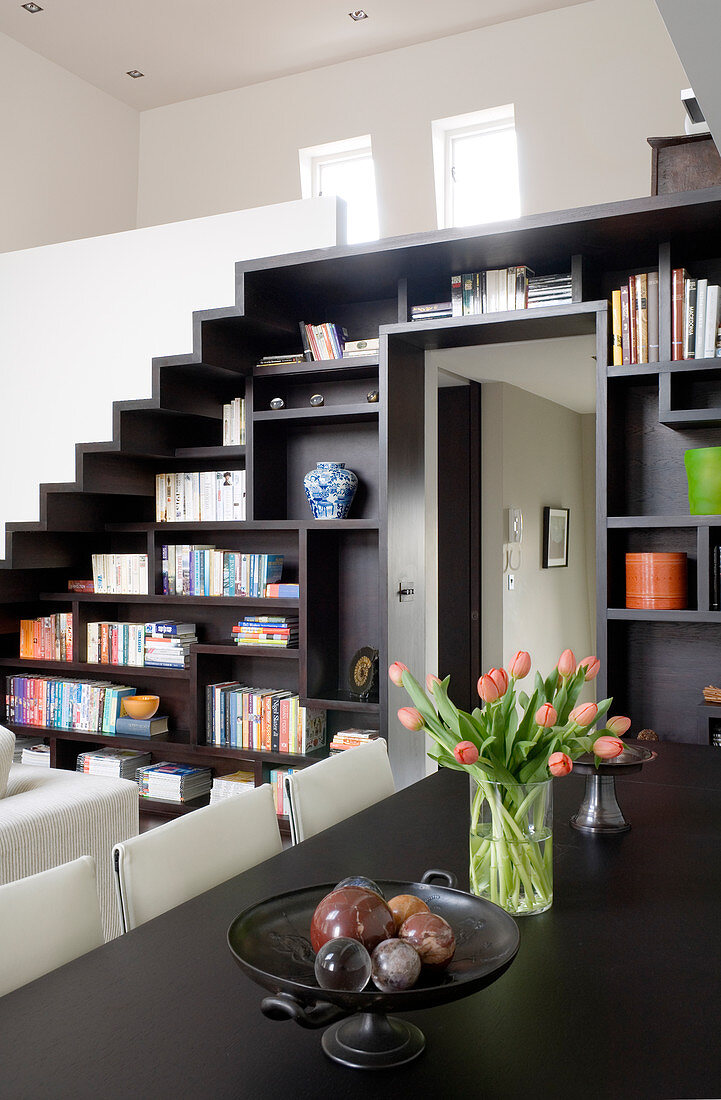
[0,729,139,941]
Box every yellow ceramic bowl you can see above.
[123,694,160,720]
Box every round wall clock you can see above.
[348,646,379,700]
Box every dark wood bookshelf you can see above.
[6,187,721,805]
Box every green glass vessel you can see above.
[684,447,721,515]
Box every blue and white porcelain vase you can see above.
[303,461,358,520]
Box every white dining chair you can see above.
[112,783,282,932]
[284,738,395,844]
[0,855,104,997]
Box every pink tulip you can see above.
[606,715,631,736]
[592,735,624,759]
[478,675,501,704]
[488,667,509,696]
[548,751,573,777]
[426,673,441,693]
[508,650,531,679]
[397,707,424,731]
[454,741,479,766]
[577,655,600,681]
[388,661,408,686]
[535,703,557,728]
[557,649,576,677]
[569,702,598,727]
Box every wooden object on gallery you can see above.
[649,134,721,195]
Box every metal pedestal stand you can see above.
[570,744,657,834]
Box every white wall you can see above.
[137,0,688,237]
[481,382,595,679]
[0,197,342,553]
[0,30,139,255]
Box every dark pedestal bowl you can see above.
[570,742,657,834]
[227,871,519,1070]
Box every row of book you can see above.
[92,554,149,596]
[299,321,347,360]
[6,675,137,733]
[451,267,534,315]
[232,616,298,648]
[221,397,246,446]
[269,767,294,816]
[205,682,326,753]
[672,269,721,361]
[329,728,380,754]
[162,545,284,598]
[19,614,74,661]
[155,470,246,524]
[611,273,660,365]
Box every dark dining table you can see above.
[1,740,720,1099]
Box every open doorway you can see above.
[435,335,597,705]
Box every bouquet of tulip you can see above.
[389,649,631,915]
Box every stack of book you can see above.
[91,554,148,595]
[265,582,299,598]
[231,616,298,648]
[671,269,721,360]
[258,353,306,367]
[76,747,152,779]
[268,767,294,816]
[451,267,533,316]
[20,613,73,661]
[221,397,245,446]
[87,622,146,666]
[20,742,50,767]
[210,769,255,803]
[527,272,573,309]
[136,762,213,803]
[411,302,452,322]
[5,675,136,733]
[343,338,379,359]
[712,724,721,749]
[162,546,284,598]
[610,272,660,365]
[205,683,326,753]
[299,321,347,360]
[155,470,246,523]
[144,621,197,669]
[13,735,45,763]
[329,728,380,754]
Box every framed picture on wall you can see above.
[542,507,569,568]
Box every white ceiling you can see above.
[0,0,591,111]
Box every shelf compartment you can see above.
[253,419,379,522]
[606,618,718,744]
[659,368,721,428]
[305,527,380,705]
[607,526,698,611]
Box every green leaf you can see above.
[544,667,559,700]
[518,690,529,709]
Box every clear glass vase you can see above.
[469,776,553,916]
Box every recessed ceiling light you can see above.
[349,9,368,20]
[21,3,43,12]
[126,70,145,79]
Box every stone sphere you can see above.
[398,912,456,968]
[335,876,384,898]
[387,893,430,932]
[371,938,422,993]
[311,886,395,954]
[314,937,372,992]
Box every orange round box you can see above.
[625,552,687,610]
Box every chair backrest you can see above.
[112,783,282,932]
[0,855,104,997]
[284,738,395,844]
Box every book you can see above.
[684,277,697,359]
[343,338,379,355]
[696,278,708,361]
[672,268,687,360]
[264,582,300,598]
[647,271,659,363]
[114,715,170,737]
[635,273,648,364]
[67,579,94,593]
[705,285,721,361]
[611,290,622,366]
[620,285,631,365]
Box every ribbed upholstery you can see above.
[284,738,395,844]
[113,783,282,932]
[1,764,139,941]
[0,726,12,799]
[0,856,104,997]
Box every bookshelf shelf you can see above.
[303,695,380,714]
[254,356,378,380]
[193,643,299,660]
[174,445,246,459]
[0,657,190,679]
[607,608,721,623]
[39,593,300,608]
[104,519,379,532]
[253,403,379,424]
[607,515,720,528]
